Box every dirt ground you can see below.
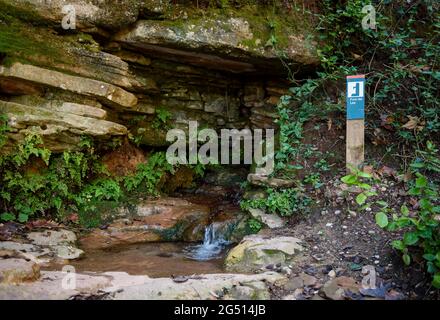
[267,168,440,300]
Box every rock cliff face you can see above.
[0,0,318,152]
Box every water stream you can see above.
[183,223,231,261]
[45,223,232,277]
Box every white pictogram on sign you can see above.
[347,81,364,98]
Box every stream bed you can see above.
[45,241,230,278]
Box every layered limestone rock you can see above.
[0,1,315,152]
[0,0,142,31]
[79,198,210,250]
[0,63,138,108]
[1,100,127,152]
[0,270,286,300]
[114,8,318,72]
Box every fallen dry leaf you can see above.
[380,114,394,131]
[363,165,374,174]
[409,198,419,209]
[402,116,425,131]
[378,166,398,178]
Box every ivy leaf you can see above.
[403,232,418,246]
[376,200,389,207]
[392,240,405,251]
[400,205,409,216]
[357,171,372,179]
[375,212,389,228]
[359,183,372,190]
[356,193,367,205]
[403,254,411,266]
[341,175,357,184]
[423,254,436,262]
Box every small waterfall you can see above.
[184,223,230,261]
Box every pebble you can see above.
[312,254,325,262]
[281,267,292,275]
[342,225,348,229]
[335,210,341,215]
[266,264,275,270]
[328,270,336,278]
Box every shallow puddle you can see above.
[45,242,228,278]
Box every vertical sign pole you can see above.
[346,75,365,173]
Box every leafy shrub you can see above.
[246,218,263,234]
[341,166,377,207]
[0,130,175,225]
[123,152,174,194]
[377,173,440,288]
[241,187,311,217]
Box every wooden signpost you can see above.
[346,75,365,173]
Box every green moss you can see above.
[0,4,72,67]
[155,3,314,55]
[0,1,51,26]
[156,221,188,241]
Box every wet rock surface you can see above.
[79,198,211,250]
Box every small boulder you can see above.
[320,276,361,300]
[247,208,285,229]
[0,258,40,284]
[56,246,84,260]
[224,235,304,273]
[27,229,77,246]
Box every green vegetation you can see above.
[240,0,440,287]
[341,140,440,288]
[246,218,263,234]
[376,146,439,288]
[152,107,173,130]
[0,127,176,226]
[341,166,377,207]
[241,187,311,217]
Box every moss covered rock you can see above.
[224,234,304,273]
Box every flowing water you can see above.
[183,223,231,261]
[45,223,232,278]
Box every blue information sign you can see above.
[346,75,365,120]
